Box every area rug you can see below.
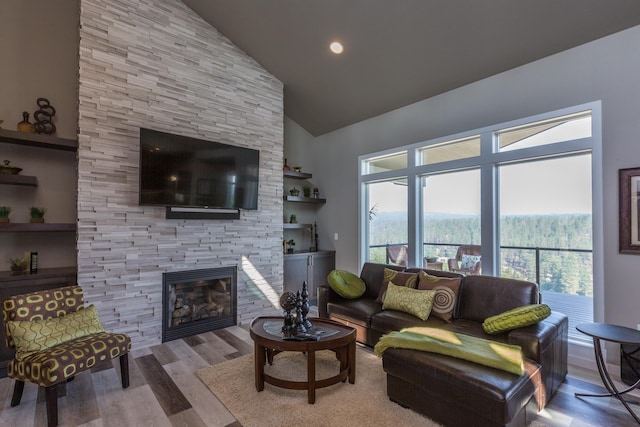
[197,348,437,426]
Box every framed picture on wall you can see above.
[619,167,640,254]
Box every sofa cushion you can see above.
[483,304,552,334]
[327,270,366,299]
[370,309,447,337]
[360,263,404,300]
[8,305,106,361]
[417,271,462,322]
[456,275,539,322]
[375,269,419,303]
[382,282,435,321]
[327,298,383,328]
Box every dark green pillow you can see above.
[327,270,366,299]
[482,304,551,334]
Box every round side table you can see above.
[575,322,640,424]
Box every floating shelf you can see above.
[0,174,37,187]
[0,223,77,232]
[284,170,312,180]
[0,128,77,151]
[283,223,313,229]
[283,195,326,204]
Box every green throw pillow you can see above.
[8,305,106,361]
[376,269,419,303]
[482,304,552,335]
[382,282,436,321]
[327,270,366,299]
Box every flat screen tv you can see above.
[139,128,259,210]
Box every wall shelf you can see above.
[0,174,38,187]
[0,223,76,232]
[283,195,326,204]
[284,223,313,229]
[283,170,312,180]
[0,128,77,151]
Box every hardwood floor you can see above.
[0,325,639,426]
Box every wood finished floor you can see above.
[0,325,639,427]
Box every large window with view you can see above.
[359,103,601,345]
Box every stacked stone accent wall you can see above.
[78,0,284,347]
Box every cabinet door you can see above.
[283,253,309,295]
[309,252,335,303]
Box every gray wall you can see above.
[77,0,284,346]
[294,25,640,337]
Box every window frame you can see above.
[359,101,603,323]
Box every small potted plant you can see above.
[0,206,11,223]
[303,186,311,198]
[289,214,297,224]
[9,256,29,273]
[286,239,295,253]
[30,207,47,223]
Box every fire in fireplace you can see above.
[162,266,237,342]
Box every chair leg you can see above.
[10,380,25,407]
[119,353,130,388]
[44,385,58,427]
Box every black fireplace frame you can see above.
[162,266,237,342]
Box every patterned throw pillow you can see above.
[382,282,436,321]
[482,304,552,334]
[375,269,419,303]
[460,254,481,270]
[417,270,462,322]
[327,270,366,299]
[8,305,106,361]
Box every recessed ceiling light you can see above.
[330,41,344,54]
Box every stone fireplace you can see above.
[162,267,237,342]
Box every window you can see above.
[365,179,408,265]
[360,103,601,344]
[418,135,481,165]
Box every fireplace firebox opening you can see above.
[162,266,237,342]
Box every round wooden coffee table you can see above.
[249,316,356,404]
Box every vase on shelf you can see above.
[283,158,291,171]
[17,112,34,133]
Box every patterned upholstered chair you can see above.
[2,285,131,427]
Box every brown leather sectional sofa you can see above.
[317,262,568,427]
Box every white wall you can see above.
[288,25,640,362]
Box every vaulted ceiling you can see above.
[182,0,640,136]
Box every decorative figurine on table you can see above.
[301,281,312,329]
[293,290,307,333]
[280,291,297,332]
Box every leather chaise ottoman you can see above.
[382,348,543,427]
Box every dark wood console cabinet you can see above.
[284,251,335,304]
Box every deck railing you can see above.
[373,242,592,284]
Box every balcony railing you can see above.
[372,242,592,282]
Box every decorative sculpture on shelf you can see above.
[33,98,56,135]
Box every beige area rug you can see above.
[197,347,550,427]
[197,348,436,426]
